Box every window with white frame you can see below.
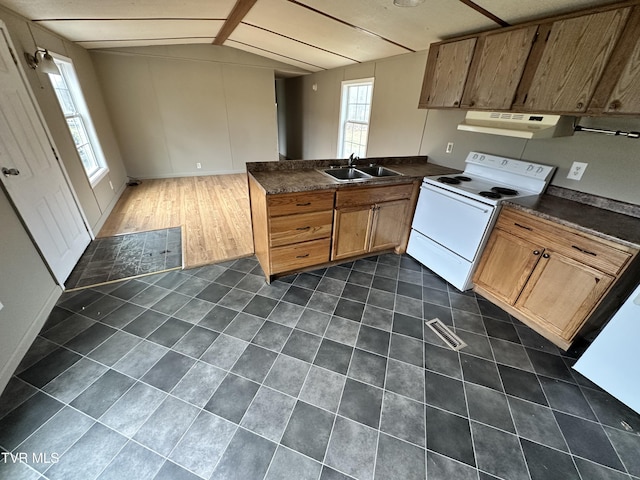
[338,78,374,159]
[48,54,108,185]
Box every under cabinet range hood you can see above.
[457,111,575,139]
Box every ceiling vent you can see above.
[458,111,575,139]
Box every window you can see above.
[48,54,108,185]
[338,78,374,158]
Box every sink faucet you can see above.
[348,153,359,167]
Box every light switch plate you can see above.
[567,161,588,180]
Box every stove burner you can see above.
[455,176,472,182]
[438,177,460,185]
[479,191,502,199]
[491,186,519,196]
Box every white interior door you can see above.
[0,28,90,285]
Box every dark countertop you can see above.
[247,157,640,250]
[247,158,460,195]
[504,195,640,249]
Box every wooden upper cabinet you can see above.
[461,27,538,110]
[517,8,630,113]
[588,6,640,114]
[419,2,640,115]
[419,37,477,108]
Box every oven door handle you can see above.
[420,184,492,214]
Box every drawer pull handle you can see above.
[296,253,310,258]
[542,253,550,259]
[572,245,596,256]
[533,250,540,256]
[296,226,311,231]
[296,202,311,206]
[515,222,532,231]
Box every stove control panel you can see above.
[467,152,555,181]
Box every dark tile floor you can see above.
[1,254,639,480]
[65,227,182,290]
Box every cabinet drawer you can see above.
[270,238,331,274]
[269,211,333,247]
[268,190,335,217]
[497,208,631,275]
[336,183,414,208]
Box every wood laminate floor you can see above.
[98,174,253,268]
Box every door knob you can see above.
[2,167,20,176]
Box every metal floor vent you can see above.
[425,318,467,351]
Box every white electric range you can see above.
[407,151,556,291]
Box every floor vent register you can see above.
[426,318,467,351]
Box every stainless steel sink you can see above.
[319,166,402,182]
[320,167,372,181]
[356,166,401,177]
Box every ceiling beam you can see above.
[458,0,509,27]
[213,0,258,45]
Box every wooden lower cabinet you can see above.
[332,205,372,260]
[332,199,409,260]
[474,229,543,304]
[473,207,635,350]
[249,174,419,282]
[249,175,335,281]
[515,250,613,341]
[370,200,409,251]
[332,182,416,261]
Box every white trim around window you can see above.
[47,52,109,187]
[337,78,374,159]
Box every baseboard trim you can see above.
[131,170,246,180]
[0,285,63,394]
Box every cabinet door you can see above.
[521,8,629,113]
[473,229,543,305]
[419,38,477,108]
[516,250,613,341]
[370,199,409,252]
[603,37,640,114]
[589,7,640,114]
[332,205,372,260]
[461,27,537,110]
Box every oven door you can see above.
[411,183,495,262]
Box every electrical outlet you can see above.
[196,163,202,169]
[567,161,588,180]
[446,142,454,154]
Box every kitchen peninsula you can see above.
[247,157,457,283]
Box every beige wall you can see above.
[0,6,127,234]
[90,44,289,178]
[285,51,640,206]
[0,188,61,393]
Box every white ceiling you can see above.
[0,0,620,73]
